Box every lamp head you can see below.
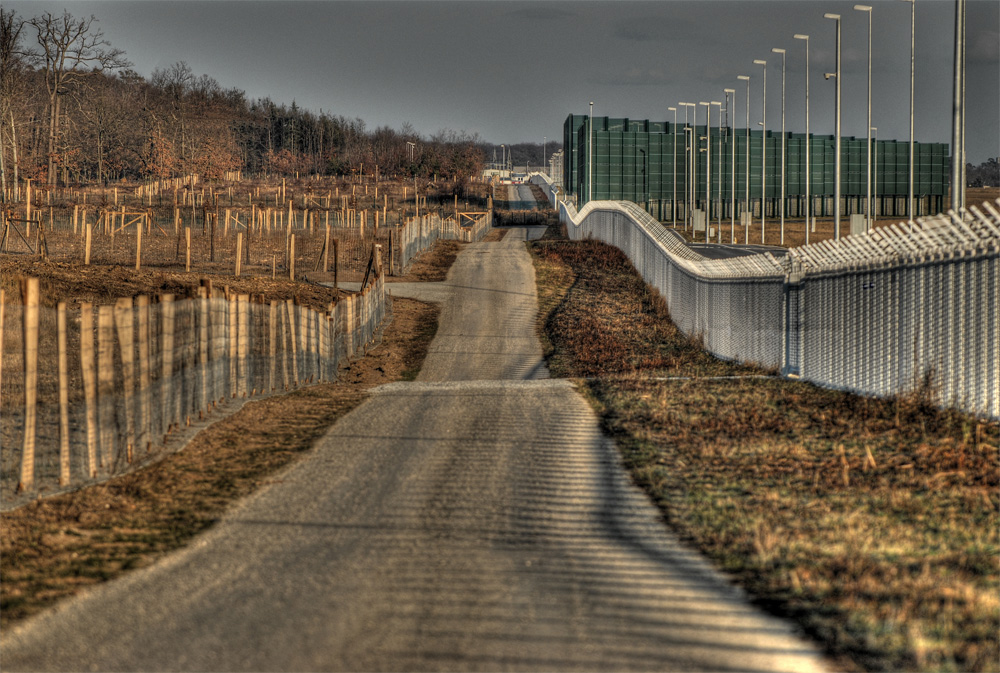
[793,34,809,40]
[771,48,786,54]
[737,75,750,81]
[724,88,735,94]
[824,13,841,20]
[854,5,872,11]
[753,59,767,65]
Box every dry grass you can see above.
[529,236,1000,673]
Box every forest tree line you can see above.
[0,8,504,196]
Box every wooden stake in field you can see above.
[289,233,296,280]
[135,218,143,271]
[235,232,243,277]
[18,278,39,492]
[323,224,330,273]
[185,226,192,272]
[84,221,92,265]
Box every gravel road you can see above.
[1,228,827,672]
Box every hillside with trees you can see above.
[0,8,487,194]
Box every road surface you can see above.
[1,228,827,672]
[688,242,790,260]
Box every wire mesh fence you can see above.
[558,193,999,420]
[0,268,386,509]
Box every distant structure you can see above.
[563,114,949,219]
[548,150,564,187]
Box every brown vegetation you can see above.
[529,235,999,672]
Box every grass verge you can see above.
[529,235,999,673]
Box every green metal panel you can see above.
[566,114,952,209]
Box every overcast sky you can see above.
[8,0,999,163]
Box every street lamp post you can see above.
[712,101,723,242]
[824,13,842,239]
[901,0,915,220]
[737,75,751,243]
[669,106,678,226]
[700,101,712,243]
[753,59,767,244]
[588,102,594,204]
[680,102,697,230]
[724,88,736,243]
[772,48,787,244]
[872,126,878,227]
[855,5,873,232]
[951,0,965,213]
[638,148,648,209]
[794,34,811,244]
[543,136,546,175]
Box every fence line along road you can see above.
[0,207,493,508]
[531,174,998,420]
[0,260,386,509]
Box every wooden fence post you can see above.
[228,293,238,397]
[18,278,39,492]
[279,302,290,390]
[58,301,71,486]
[289,234,296,280]
[80,302,98,477]
[97,305,115,470]
[344,294,355,358]
[269,300,278,392]
[286,299,298,386]
[137,296,151,452]
[185,226,192,272]
[160,295,175,439]
[114,298,136,464]
[198,288,209,416]
[237,295,249,397]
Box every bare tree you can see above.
[1,7,34,201]
[28,10,128,185]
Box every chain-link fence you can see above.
[1,268,386,509]
[556,191,999,420]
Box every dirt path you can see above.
[2,230,828,671]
